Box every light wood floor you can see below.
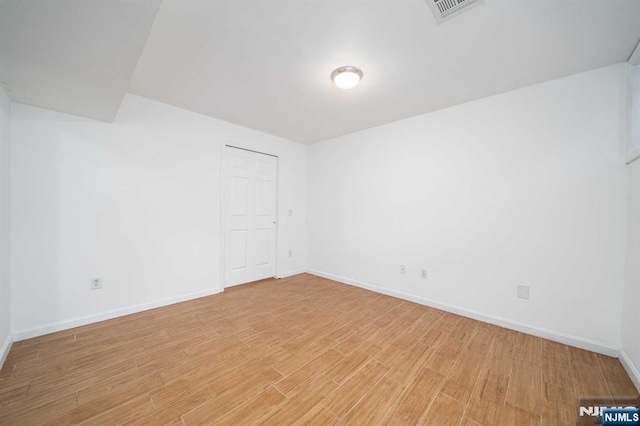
[0,274,638,425]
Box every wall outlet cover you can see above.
[516,285,529,300]
[91,277,103,290]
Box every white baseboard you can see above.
[308,269,620,357]
[0,333,13,369]
[619,349,640,393]
[627,147,640,165]
[277,269,307,279]
[13,287,224,342]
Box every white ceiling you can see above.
[1,1,640,143]
[0,0,161,121]
[129,0,640,143]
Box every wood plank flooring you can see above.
[0,273,637,425]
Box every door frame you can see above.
[219,143,280,289]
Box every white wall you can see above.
[308,64,629,352]
[10,94,307,337]
[0,87,11,361]
[629,65,640,163]
[621,65,640,390]
[622,148,640,390]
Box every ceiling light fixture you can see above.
[331,66,363,89]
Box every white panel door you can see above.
[224,146,277,287]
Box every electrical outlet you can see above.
[91,277,102,290]
[516,285,529,300]
[421,269,428,279]
[400,265,406,274]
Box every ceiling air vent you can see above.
[426,0,483,23]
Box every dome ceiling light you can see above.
[331,66,363,90]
